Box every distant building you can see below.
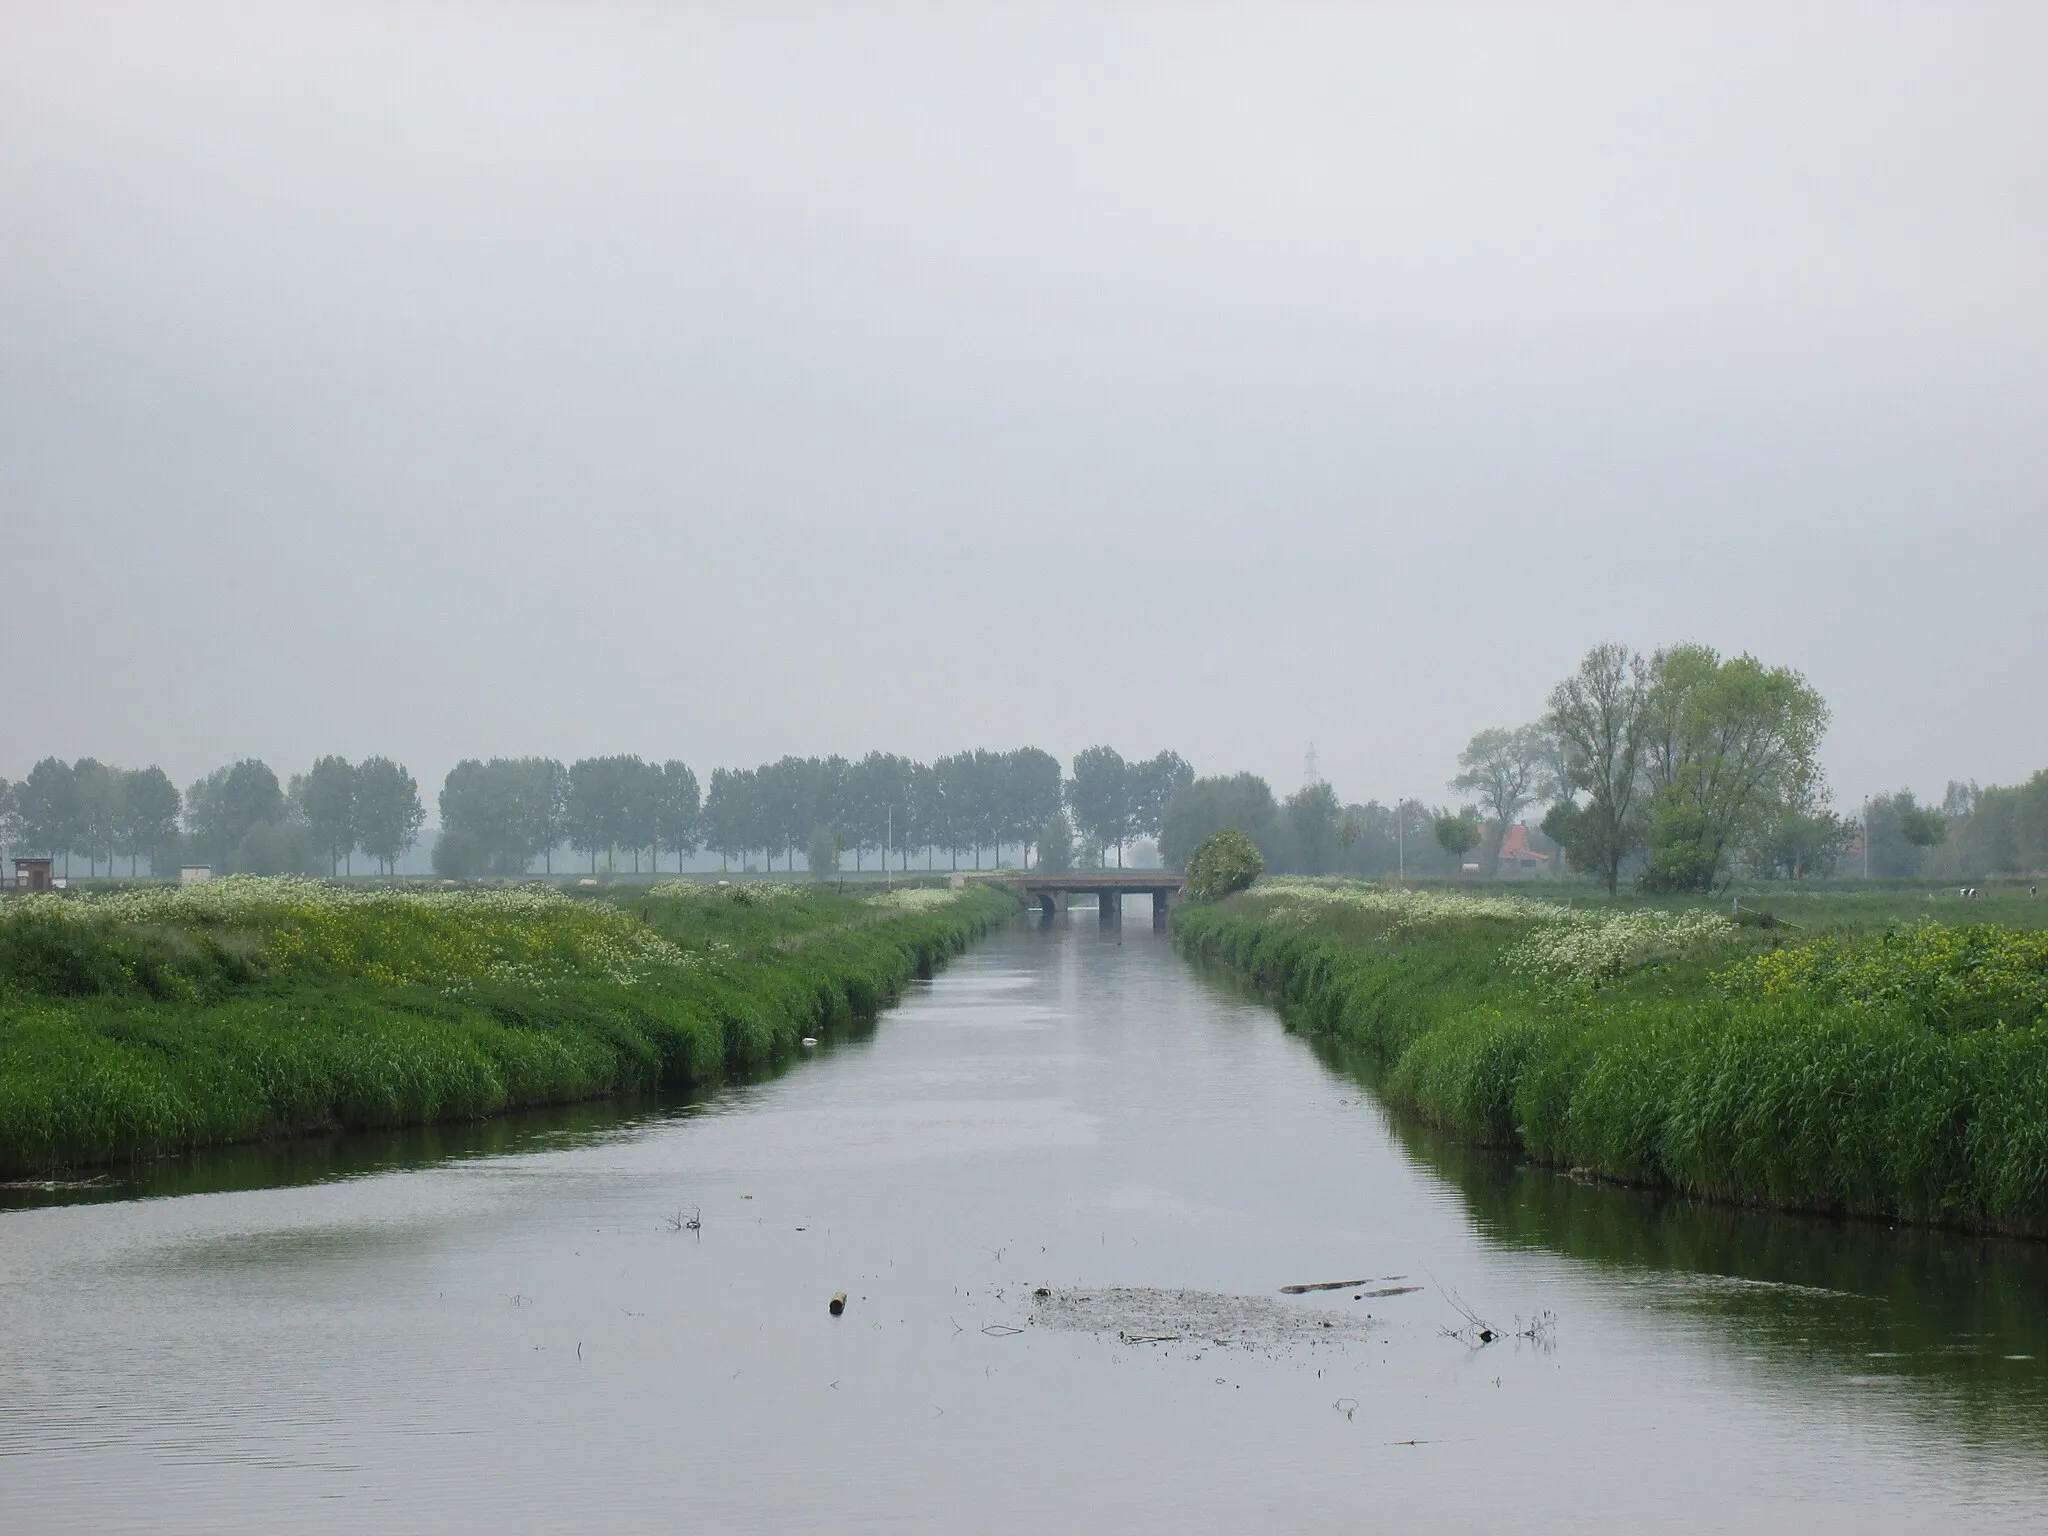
[12,857,55,891]
[1497,823,1552,876]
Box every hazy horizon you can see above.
[5,4,2044,813]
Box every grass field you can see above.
[1173,879,2048,1236]
[0,877,1016,1175]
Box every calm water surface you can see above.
[4,912,2046,1532]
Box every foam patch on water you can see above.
[1029,1286,1378,1349]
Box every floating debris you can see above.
[1032,1287,1376,1349]
[1281,1275,1409,1296]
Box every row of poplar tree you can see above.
[0,756,426,877]
[0,747,1194,879]
[436,746,1194,876]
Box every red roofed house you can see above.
[1496,823,1551,876]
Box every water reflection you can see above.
[0,1016,889,1211]
[1307,1032,2048,1446]
[2,921,2044,1533]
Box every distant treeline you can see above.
[7,708,2043,883]
[1159,774,1483,881]
[0,747,1194,880]
[433,747,1195,877]
[0,757,427,878]
[1869,775,2048,882]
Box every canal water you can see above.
[3,911,2046,1532]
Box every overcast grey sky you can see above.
[3,2,2043,812]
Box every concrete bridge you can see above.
[1008,870,1185,927]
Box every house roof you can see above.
[1499,824,1548,862]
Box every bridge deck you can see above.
[1009,871,1183,891]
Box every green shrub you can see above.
[432,828,483,879]
[1186,827,1264,902]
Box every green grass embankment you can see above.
[1173,881,2048,1236]
[0,878,1015,1174]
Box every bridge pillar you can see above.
[1152,889,1171,929]
[1099,889,1120,924]
[1037,893,1056,919]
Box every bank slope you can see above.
[1173,881,2048,1236]
[0,879,1016,1174]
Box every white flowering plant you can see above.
[1230,877,1736,987]
[0,876,694,993]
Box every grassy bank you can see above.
[0,878,1016,1174]
[1173,880,2048,1236]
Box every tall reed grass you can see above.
[1174,881,2048,1235]
[0,878,1016,1173]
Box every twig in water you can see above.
[1430,1273,1499,1345]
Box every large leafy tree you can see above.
[72,759,123,878]
[971,748,1007,866]
[116,766,181,876]
[752,757,806,871]
[1005,748,1064,869]
[353,757,425,876]
[566,756,627,873]
[806,756,851,865]
[185,760,285,873]
[1449,724,1553,875]
[489,757,569,875]
[909,760,944,870]
[1636,644,1828,892]
[1066,746,1131,868]
[1433,811,1484,867]
[1159,773,1283,872]
[931,751,977,869]
[656,761,700,874]
[1861,789,1943,879]
[0,778,18,860]
[298,756,359,875]
[849,752,913,870]
[16,757,82,872]
[1543,644,1652,894]
[1126,751,1195,860]
[1035,807,1075,873]
[616,757,662,874]
[1953,770,2048,877]
[702,766,756,872]
[439,759,534,875]
[1284,780,1342,874]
